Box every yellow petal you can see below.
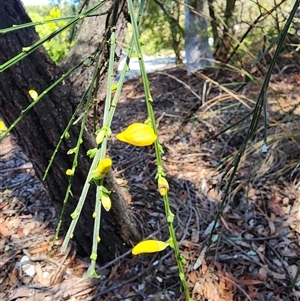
[28,89,38,100]
[101,193,111,211]
[116,123,157,147]
[97,157,112,175]
[91,158,112,180]
[0,121,7,132]
[132,240,169,255]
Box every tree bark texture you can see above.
[219,0,237,62]
[0,0,140,263]
[184,0,215,73]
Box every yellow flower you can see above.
[116,123,157,147]
[28,89,38,100]
[158,175,169,196]
[0,121,7,132]
[66,169,74,176]
[97,158,112,174]
[91,157,112,180]
[101,193,111,211]
[132,240,169,255]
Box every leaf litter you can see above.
[1,65,300,300]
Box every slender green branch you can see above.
[61,51,102,251]
[106,5,146,125]
[62,8,142,267]
[103,31,116,125]
[206,0,300,250]
[53,65,97,252]
[0,54,94,143]
[0,1,107,72]
[127,0,193,300]
[61,28,119,263]
[43,85,90,180]
[0,13,107,34]
[86,183,102,278]
[86,31,118,274]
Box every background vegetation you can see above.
[26,0,300,67]
[27,3,78,62]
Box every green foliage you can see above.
[126,0,184,60]
[27,5,77,62]
[209,0,297,64]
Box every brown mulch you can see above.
[1,65,300,301]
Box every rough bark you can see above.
[184,0,215,73]
[0,0,140,263]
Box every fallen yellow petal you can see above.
[116,123,157,147]
[132,240,169,255]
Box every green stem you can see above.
[43,77,92,180]
[49,74,93,254]
[206,0,300,250]
[127,0,192,299]
[0,14,106,34]
[103,30,116,125]
[0,51,97,143]
[61,51,102,251]
[0,1,107,72]
[62,4,143,263]
[86,183,102,278]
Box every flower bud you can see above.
[158,175,169,196]
[66,169,74,176]
[101,193,111,211]
[91,157,112,180]
[28,89,38,100]
[96,129,105,145]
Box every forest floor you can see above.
[1,65,300,301]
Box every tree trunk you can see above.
[184,0,215,73]
[0,0,140,264]
[218,0,237,62]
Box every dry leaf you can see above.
[187,272,198,284]
[0,223,9,237]
[193,246,207,270]
[268,196,284,217]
